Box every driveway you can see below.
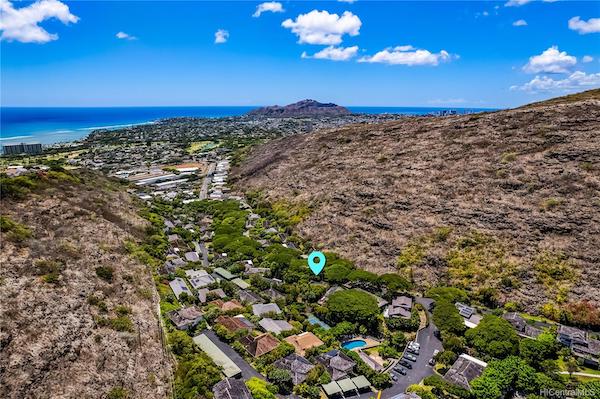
[356,297,443,399]
[201,329,264,381]
[193,241,209,267]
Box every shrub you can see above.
[107,387,129,399]
[0,215,32,242]
[110,316,134,332]
[96,266,115,282]
[397,241,426,268]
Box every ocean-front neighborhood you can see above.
[2,131,600,399]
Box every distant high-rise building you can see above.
[2,143,43,155]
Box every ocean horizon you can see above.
[1,106,494,145]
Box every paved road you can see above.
[202,329,264,381]
[357,297,443,399]
[193,241,209,267]
[199,162,215,200]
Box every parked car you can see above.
[407,346,419,355]
[432,349,440,357]
[391,374,398,382]
[404,354,417,362]
[399,359,413,369]
[394,367,407,375]
[428,358,435,366]
[408,341,420,349]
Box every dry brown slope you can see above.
[0,171,171,399]
[234,90,600,310]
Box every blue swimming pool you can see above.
[342,339,367,350]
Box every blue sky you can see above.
[1,0,599,107]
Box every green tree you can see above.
[465,315,519,359]
[246,377,278,399]
[174,353,221,399]
[268,368,293,394]
[326,289,379,329]
[432,301,465,336]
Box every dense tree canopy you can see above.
[432,300,465,336]
[465,315,519,360]
[326,289,379,328]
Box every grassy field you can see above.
[0,149,86,167]
[187,141,217,154]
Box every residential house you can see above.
[502,312,527,332]
[315,349,356,380]
[557,325,588,347]
[444,354,488,391]
[385,296,413,319]
[167,306,203,330]
[274,353,315,385]
[231,277,250,290]
[253,303,282,317]
[212,378,252,399]
[238,290,263,305]
[198,288,226,303]
[240,333,280,357]
[263,288,285,301]
[184,251,200,262]
[213,267,236,281]
[524,325,543,339]
[185,269,215,289]
[455,302,475,319]
[259,318,294,335]
[210,299,244,312]
[558,325,600,367]
[215,315,255,333]
[285,332,325,356]
[358,351,383,372]
[169,277,193,300]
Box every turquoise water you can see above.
[342,339,367,350]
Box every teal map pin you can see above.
[308,251,326,275]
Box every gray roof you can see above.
[167,306,203,330]
[198,288,226,303]
[185,269,215,289]
[184,251,200,262]
[253,303,282,317]
[169,278,193,300]
[238,290,263,304]
[212,378,252,399]
[444,354,487,390]
[259,318,294,334]
[316,349,356,381]
[274,353,315,385]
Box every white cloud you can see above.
[358,45,455,66]
[568,16,600,34]
[505,0,557,6]
[338,0,357,3]
[582,55,594,63]
[505,0,532,7]
[301,45,359,61]
[214,29,229,44]
[513,19,528,27]
[511,71,600,92]
[282,10,361,45]
[523,46,576,74]
[116,31,136,40]
[0,0,78,43]
[252,2,284,18]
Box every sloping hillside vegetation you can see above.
[0,168,172,399]
[234,90,600,318]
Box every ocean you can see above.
[0,106,492,145]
